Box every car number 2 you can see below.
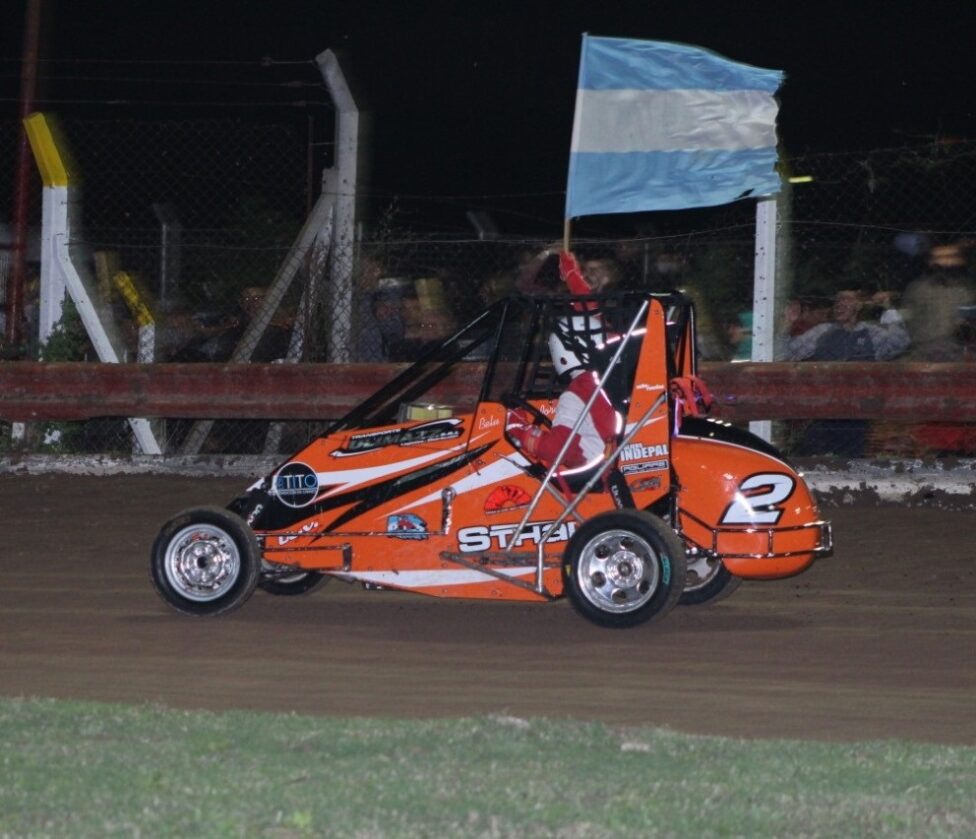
[721,473,796,525]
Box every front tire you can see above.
[151,506,260,617]
[562,510,686,628]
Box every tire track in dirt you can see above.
[2,475,973,744]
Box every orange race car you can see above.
[151,291,832,628]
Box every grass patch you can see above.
[1,697,974,837]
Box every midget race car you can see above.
[151,290,832,628]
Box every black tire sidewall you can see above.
[679,563,742,606]
[150,506,261,617]
[258,572,327,597]
[563,510,686,628]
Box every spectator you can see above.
[514,241,562,295]
[611,237,651,289]
[784,287,910,456]
[478,270,516,306]
[675,281,726,361]
[580,256,622,293]
[900,242,975,361]
[357,277,411,361]
[236,286,293,362]
[406,276,457,354]
[163,286,294,362]
[783,289,832,337]
[784,288,908,362]
[651,249,688,288]
[727,311,753,362]
[157,299,206,361]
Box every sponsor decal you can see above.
[629,476,662,493]
[620,459,668,475]
[620,442,669,462]
[387,513,429,540]
[273,461,320,508]
[457,519,578,553]
[277,519,321,546]
[333,419,464,456]
[483,484,532,515]
[478,415,501,431]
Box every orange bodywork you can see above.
[672,433,828,579]
[255,401,608,601]
[240,293,830,603]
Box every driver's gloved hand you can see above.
[505,409,542,455]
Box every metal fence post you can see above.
[750,195,778,443]
[315,49,359,363]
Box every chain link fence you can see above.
[778,144,976,457]
[2,115,976,458]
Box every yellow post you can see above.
[22,112,71,187]
[112,271,155,328]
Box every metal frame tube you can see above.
[513,301,649,544]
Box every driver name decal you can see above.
[334,419,463,456]
[457,519,578,553]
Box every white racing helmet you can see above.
[548,314,606,377]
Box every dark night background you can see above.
[3,0,976,232]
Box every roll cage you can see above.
[326,290,699,435]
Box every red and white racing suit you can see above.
[506,251,621,470]
[507,370,619,469]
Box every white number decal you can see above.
[721,473,795,525]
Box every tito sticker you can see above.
[273,461,320,508]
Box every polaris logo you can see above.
[621,460,668,475]
[621,442,668,462]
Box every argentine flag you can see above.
[566,36,784,218]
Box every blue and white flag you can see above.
[565,36,784,218]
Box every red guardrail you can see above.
[1,361,975,423]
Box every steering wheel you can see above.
[501,392,553,428]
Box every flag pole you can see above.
[562,217,571,253]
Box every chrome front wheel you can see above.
[151,506,260,616]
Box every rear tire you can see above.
[258,571,327,597]
[680,552,742,606]
[151,506,260,617]
[562,510,686,628]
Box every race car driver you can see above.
[505,251,622,471]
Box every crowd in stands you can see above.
[6,233,974,457]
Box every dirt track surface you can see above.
[2,475,974,745]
